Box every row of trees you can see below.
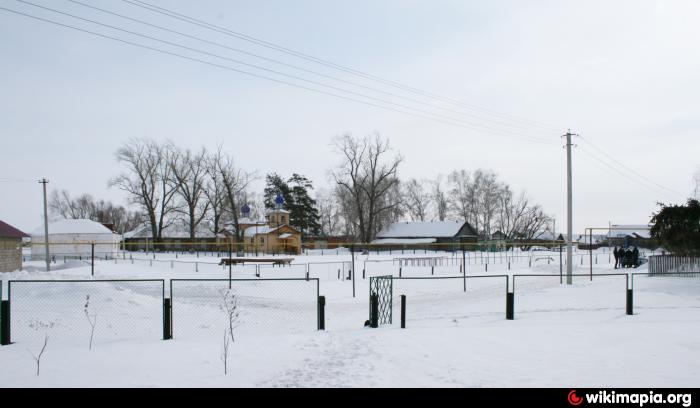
[48,190,142,234]
[109,139,256,243]
[321,133,550,241]
[51,135,551,244]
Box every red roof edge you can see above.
[0,220,29,239]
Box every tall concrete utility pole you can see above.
[39,178,50,272]
[563,130,576,285]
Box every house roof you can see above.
[609,225,651,239]
[372,238,437,244]
[0,220,29,239]
[32,219,113,236]
[376,221,476,239]
[124,220,217,239]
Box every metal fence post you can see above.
[506,292,514,320]
[1,300,11,345]
[400,295,406,329]
[626,288,633,316]
[370,294,379,328]
[163,297,172,340]
[318,296,325,330]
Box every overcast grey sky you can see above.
[1,0,698,234]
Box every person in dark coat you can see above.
[632,246,640,268]
[624,248,633,268]
[613,246,620,269]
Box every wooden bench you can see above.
[218,258,294,267]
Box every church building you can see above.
[238,194,303,255]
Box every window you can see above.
[260,237,265,244]
[281,216,286,224]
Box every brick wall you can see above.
[0,238,22,272]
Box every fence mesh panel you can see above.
[9,280,164,348]
[170,278,318,340]
[391,276,507,327]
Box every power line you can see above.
[122,0,563,133]
[577,146,682,198]
[65,0,555,138]
[579,135,683,196]
[0,5,556,145]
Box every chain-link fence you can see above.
[510,273,629,319]
[8,279,165,348]
[630,272,700,314]
[169,278,319,340]
[390,275,509,328]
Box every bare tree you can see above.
[332,133,402,242]
[317,188,342,236]
[694,167,700,199]
[219,289,239,375]
[29,334,49,376]
[496,186,530,239]
[431,175,449,221]
[477,170,501,238]
[110,138,179,243]
[170,145,210,240]
[49,190,141,233]
[403,179,431,222]
[448,170,479,232]
[515,204,549,249]
[211,147,255,244]
[84,295,97,351]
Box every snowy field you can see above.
[1,248,699,387]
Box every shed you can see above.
[0,220,28,272]
[31,219,120,260]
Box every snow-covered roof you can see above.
[32,219,113,236]
[244,225,280,237]
[609,225,651,239]
[376,221,473,239]
[372,238,438,244]
[124,220,217,239]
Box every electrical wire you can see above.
[65,0,557,138]
[0,4,556,146]
[122,0,563,133]
[579,135,683,196]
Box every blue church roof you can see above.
[275,193,285,205]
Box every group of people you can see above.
[613,246,640,269]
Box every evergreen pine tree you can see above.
[263,173,321,236]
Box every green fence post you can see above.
[318,296,325,330]
[1,300,10,345]
[163,298,172,340]
[400,295,406,329]
[370,294,379,328]
[626,289,633,316]
[506,292,514,320]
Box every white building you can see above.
[31,219,120,260]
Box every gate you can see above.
[369,276,393,326]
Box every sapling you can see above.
[28,333,49,376]
[219,289,240,374]
[221,330,231,375]
[84,295,98,350]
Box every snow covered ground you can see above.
[1,249,699,387]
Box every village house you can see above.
[372,220,478,250]
[0,220,28,272]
